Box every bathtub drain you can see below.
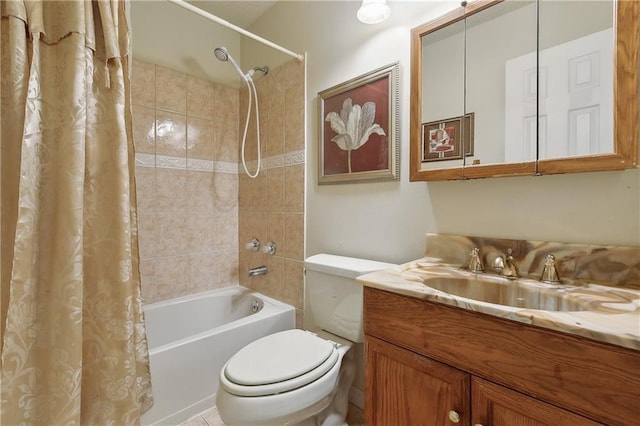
[251,300,261,313]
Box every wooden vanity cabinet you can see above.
[366,336,470,426]
[364,287,640,426]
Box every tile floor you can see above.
[179,404,364,426]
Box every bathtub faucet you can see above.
[248,265,267,277]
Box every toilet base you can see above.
[217,344,356,426]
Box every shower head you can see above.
[213,47,229,62]
[214,46,250,82]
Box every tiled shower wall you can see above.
[131,60,241,303]
[131,58,306,315]
[238,60,306,326]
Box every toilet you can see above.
[216,254,393,426]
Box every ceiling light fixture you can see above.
[357,0,391,24]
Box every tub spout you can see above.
[248,265,267,277]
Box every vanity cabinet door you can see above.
[365,335,471,426]
[472,377,602,426]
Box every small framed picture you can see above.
[318,63,399,184]
[422,113,474,162]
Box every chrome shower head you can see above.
[214,47,229,62]
[214,46,248,81]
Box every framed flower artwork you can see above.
[318,62,399,184]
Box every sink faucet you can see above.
[491,248,520,279]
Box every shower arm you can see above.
[165,0,304,62]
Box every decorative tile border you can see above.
[135,150,305,174]
[135,153,155,168]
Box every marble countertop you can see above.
[357,257,640,351]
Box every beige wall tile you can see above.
[214,249,239,286]
[140,255,190,303]
[213,213,238,252]
[269,79,286,158]
[187,171,215,213]
[285,99,305,153]
[156,111,187,157]
[135,166,156,213]
[284,60,304,93]
[212,173,238,215]
[249,172,267,212]
[283,213,304,261]
[238,174,251,211]
[214,83,239,124]
[132,105,156,154]
[185,214,215,253]
[153,255,190,299]
[134,59,303,305]
[187,75,215,119]
[239,211,267,250]
[188,252,218,293]
[187,117,214,160]
[139,259,157,302]
[284,259,304,309]
[284,164,304,213]
[266,213,284,250]
[154,213,190,257]
[214,120,239,163]
[265,255,285,301]
[265,167,285,213]
[238,250,250,287]
[295,309,304,329]
[156,169,188,212]
[137,213,157,260]
[243,111,260,160]
[156,65,186,113]
[132,60,155,109]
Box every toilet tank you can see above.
[304,254,394,343]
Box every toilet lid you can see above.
[221,329,340,396]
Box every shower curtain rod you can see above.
[166,0,304,62]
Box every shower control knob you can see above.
[245,238,260,251]
[262,241,277,256]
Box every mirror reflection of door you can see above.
[505,0,614,162]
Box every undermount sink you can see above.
[422,276,600,312]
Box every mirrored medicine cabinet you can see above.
[409,0,639,181]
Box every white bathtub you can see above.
[141,286,296,425]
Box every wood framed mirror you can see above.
[409,0,638,182]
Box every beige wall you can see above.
[131,60,240,303]
[237,60,306,326]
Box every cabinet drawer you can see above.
[364,287,640,425]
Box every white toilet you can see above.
[216,254,393,426]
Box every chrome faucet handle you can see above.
[468,247,484,273]
[245,238,260,251]
[540,254,562,283]
[500,248,520,279]
[262,241,277,256]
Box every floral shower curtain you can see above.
[0,1,153,424]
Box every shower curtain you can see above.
[0,1,153,424]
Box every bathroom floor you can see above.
[179,404,365,426]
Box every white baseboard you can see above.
[349,386,364,410]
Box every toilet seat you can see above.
[220,329,339,397]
